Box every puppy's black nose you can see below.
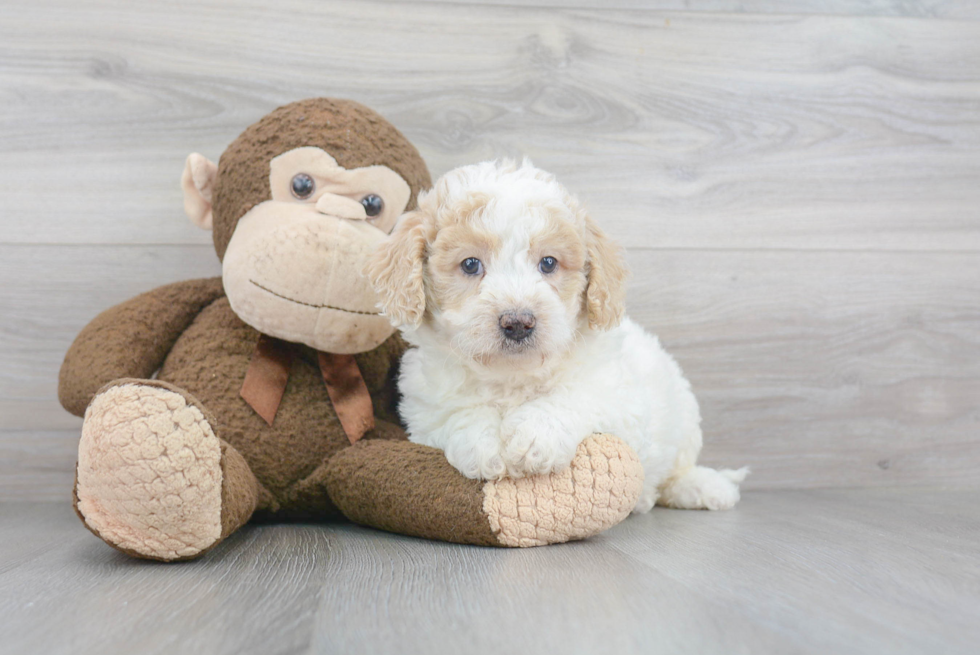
[499,311,535,342]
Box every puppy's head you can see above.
[367,159,628,367]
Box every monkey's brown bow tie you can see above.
[239,334,375,444]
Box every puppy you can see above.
[368,160,747,512]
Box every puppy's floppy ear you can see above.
[367,210,428,328]
[584,215,629,330]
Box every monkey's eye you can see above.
[361,194,384,217]
[290,173,315,200]
[539,256,558,274]
[461,258,483,276]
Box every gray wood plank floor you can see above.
[1,490,977,655]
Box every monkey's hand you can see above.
[58,277,225,416]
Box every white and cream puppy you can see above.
[367,160,747,512]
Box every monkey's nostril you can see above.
[499,311,536,342]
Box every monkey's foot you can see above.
[326,433,644,547]
[74,380,257,561]
[483,434,644,546]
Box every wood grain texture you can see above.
[626,249,980,490]
[1,1,978,250]
[3,244,977,499]
[1,490,978,655]
[1,0,978,499]
[377,0,980,20]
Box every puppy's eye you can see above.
[291,173,315,200]
[361,194,384,217]
[539,256,558,274]
[461,258,483,276]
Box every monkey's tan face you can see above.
[220,147,411,353]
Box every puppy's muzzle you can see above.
[499,311,536,342]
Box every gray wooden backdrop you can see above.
[2,0,978,500]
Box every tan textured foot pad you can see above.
[75,383,223,560]
[483,434,644,547]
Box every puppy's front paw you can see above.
[444,431,507,481]
[500,411,578,478]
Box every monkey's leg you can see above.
[323,434,644,547]
[73,379,262,561]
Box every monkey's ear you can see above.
[181,153,218,230]
[584,215,629,331]
[366,211,428,328]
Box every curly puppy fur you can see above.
[368,160,747,512]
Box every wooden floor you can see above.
[1,489,977,655]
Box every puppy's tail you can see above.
[720,466,750,484]
[658,465,749,511]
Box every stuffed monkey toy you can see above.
[58,98,643,561]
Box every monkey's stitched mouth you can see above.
[249,279,379,316]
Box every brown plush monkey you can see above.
[58,98,643,561]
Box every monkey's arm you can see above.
[58,277,225,416]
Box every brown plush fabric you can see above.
[210,98,432,260]
[68,318,409,542]
[59,98,636,560]
[218,439,260,539]
[275,418,407,522]
[59,277,225,416]
[155,295,407,516]
[324,440,502,547]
